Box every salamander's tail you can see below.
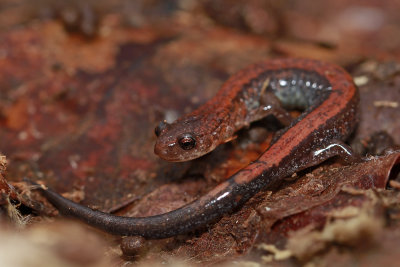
[23,176,243,239]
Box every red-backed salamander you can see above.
[32,58,360,239]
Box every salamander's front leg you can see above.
[257,91,294,127]
[302,140,362,170]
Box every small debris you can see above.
[258,243,292,262]
[373,101,399,108]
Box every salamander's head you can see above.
[154,118,217,162]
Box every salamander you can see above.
[33,58,360,239]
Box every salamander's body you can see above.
[35,58,359,239]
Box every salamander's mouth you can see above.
[154,142,206,162]
[154,142,186,162]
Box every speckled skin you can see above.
[35,58,359,239]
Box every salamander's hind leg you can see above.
[302,140,362,170]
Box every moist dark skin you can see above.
[32,58,360,239]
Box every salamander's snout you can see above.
[153,141,168,158]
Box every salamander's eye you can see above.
[178,134,196,150]
[155,121,168,137]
